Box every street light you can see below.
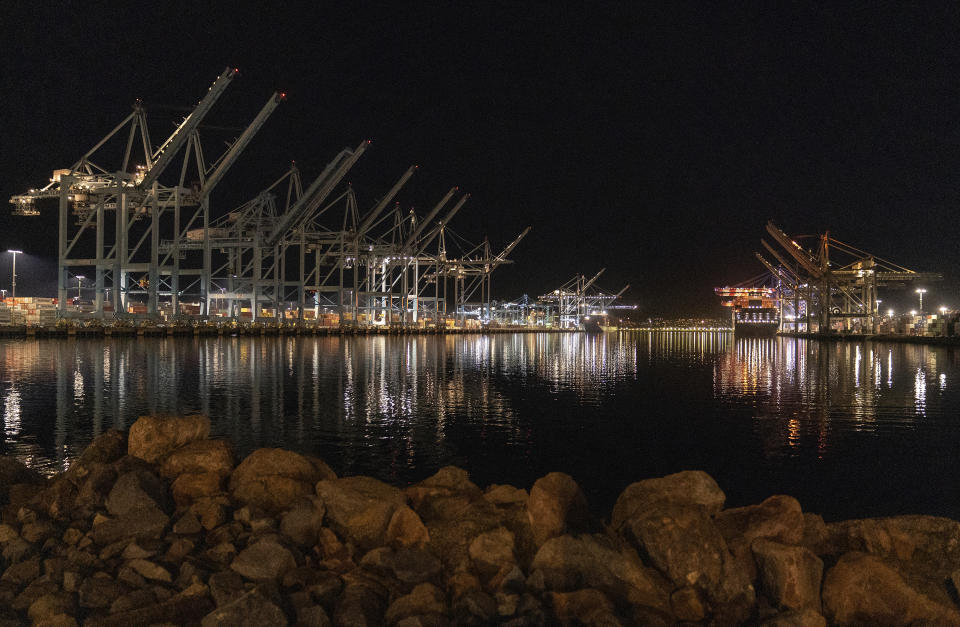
[916,288,927,313]
[76,275,85,299]
[7,250,22,299]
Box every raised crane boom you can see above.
[765,221,822,278]
[415,193,470,257]
[267,140,369,246]
[357,165,418,236]
[582,268,605,293]
[491,227,531,269]
[403,187,457,251]
[140,67,239,189]
[198,91,285,200]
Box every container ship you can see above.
[715,287,780,336]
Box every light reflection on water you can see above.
[2,332,960,519]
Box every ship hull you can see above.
[733,322,779,337]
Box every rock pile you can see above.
[2,415,960,625]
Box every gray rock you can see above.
[230,538,296,581]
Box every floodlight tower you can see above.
[7,250,21,299]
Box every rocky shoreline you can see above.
[1,415,959,626]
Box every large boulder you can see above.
[0,458,44,503]
[91,508,170,546]
[715,495,805,546]
[279,496,326,547]
[752,538,823,612]
[406,466,482,511]
[315,476,407,550]
[201,587,287,627]
[75,430,128,467]
[230,448,335,515]
[105,469,169,516]
[527,472,593,547]
[529,533,671,613]
[468,526,516,578]
[822,551,960,625]
[611,470,725,530]
[159,439,235,479]
[127,415,210,463]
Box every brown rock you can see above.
[172,472,224,507]
[716,495,805,546]
[82,593,214,627]
[530,534,670,613]
[0,457,44,501]
[105,469,169,516]
[230,448,329,515]
[547,588,617,625]
[32,479,77,520]
[671,586,706,622]
[78,575,125,609]
[126,558,173,582]
[822,551,960,625]
[469,526,516,578]
[315,475,407,550]
[752,538,823,611]
[75,463,116,509]
[0,555,40,584]
[0,523,17,544]
[762,608,827,627]
[527,472,593,547]
[127,414,211,463]
[28,592,77,623]
[76,429,128,466]
[173,511,203,535]
[385,505,430,549]
[279,496,325,547]
[297,604,332,626]
[160,439,235,479]
[484,484,528,506]
[91,507,169,546]
[406,466,482,510]
[230,538,297,581]
[190,495,230,530]
[200,587,287,627]
[384,582,447,624]
[208,571,247,607]
[611,470,726,529]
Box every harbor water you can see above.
[2,331,959,521]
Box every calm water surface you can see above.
[2,332,959,521]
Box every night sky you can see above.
[2,3,960,316]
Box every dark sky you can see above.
[2,3,960,316]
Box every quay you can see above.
[0,323,573,339]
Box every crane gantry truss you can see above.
[8,68,529,328]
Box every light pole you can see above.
[916,288,927,313]
[76,275,85,299]
[7,250,22,299]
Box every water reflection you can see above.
[2,332,960,520]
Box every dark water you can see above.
[2,332,959,521]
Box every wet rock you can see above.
[611,470,726,529]
[315,475,407,550]
[468,526,516,578]
[279,496,325,547]
[527,472,593,547]
[91,507,170,546]
[547,588,617,625]
[160,439,235,479]
[530,534,670,613]
[201,587,287,627]
[385,582,447,624]
[105,469,169,516]
[172,472,224,507]
[752,538,823,611]
[231,537,296,581]
[127,414,211,463]
[386,505,431,549]
[822,551,960,625]
[716,495,805,546]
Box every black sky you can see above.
[2,2,960,316]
